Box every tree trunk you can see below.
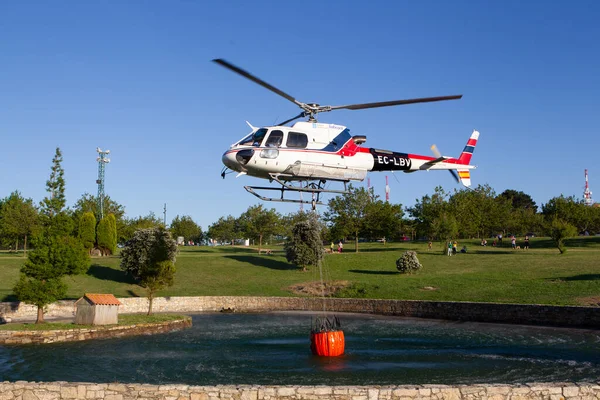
[36,306,45,324]
[147,292,154,315]
[354,232,359,253]
[259,234,263,252]
[24,234,28,257]
[15,237,19,253]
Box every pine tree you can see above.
[13,148,90,323]
[14,235,89,323]
[40,148,66,218]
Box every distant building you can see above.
[75,293,122,325]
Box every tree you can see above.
[39,147,66,218]
[363,200,404,241]
[207,215,239,245]
[498,189,538,213]
[13,147,90,323]
[406,186,450,240]
[170,215,202,243]
[284,213,323,271]
[78,212,96,251]
[431,212,458,251]
[324,185,372,252]
[548,218,577,254]
[97,214,117,255]
[120,227,177,315]
[238,205,281,250]
[14,235,89,323]
[72,193,126,241]
[542,195,595,234]
[0,191,40,255]
[120,212,163,244]
[449,184,501,238]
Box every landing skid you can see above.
[244,174,350,210]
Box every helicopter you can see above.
[215,59,479,209]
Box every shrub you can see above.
[78,212,96,250]
[396,250,422,274]
[97,213,117,255]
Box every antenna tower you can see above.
[96,148,111,220]
[385,176,390,202]
[584,169,593,206]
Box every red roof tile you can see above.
[83,293,122,306]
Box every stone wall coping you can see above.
[0,381,599,399]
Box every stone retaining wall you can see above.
[0,318,191,345]
[2,297,599,329]
[0,381,599,400]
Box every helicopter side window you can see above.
[265,130,283,147]
[286,132,308,148]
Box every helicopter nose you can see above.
[222,151,241,171]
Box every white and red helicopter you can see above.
[215,59,479,209]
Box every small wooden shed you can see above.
[75,293,122,325]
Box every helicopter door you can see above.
[264,130,283,147]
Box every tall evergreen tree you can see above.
[40,148,66,218]
[13,148,89,323]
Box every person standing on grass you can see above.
[330,242,334,253]
[447,241,453,256]
[524,235,530,250]
[511,236,516,249]
[338,240,343,253]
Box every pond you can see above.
[1,312,599,385]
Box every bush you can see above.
[97,213,117,255]
[396,250,422,274]
[78,212,96,250]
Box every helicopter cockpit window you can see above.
[251,128,268,146]
[237,133,254,146]
[265,130,283,147]
[286,132,308,148]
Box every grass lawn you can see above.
[1,236,599,306]
[0,313,189,331]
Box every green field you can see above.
[1,237,599,306]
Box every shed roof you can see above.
[80,293,122,306]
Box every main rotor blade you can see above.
[329,95,463,111]
[277,112,306,126]
[213,59,304,108]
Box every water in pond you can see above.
[1,312,599,385]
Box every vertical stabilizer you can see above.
[458,130,480,165]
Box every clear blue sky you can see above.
[1,1,599,230]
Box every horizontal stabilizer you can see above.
[420,156,449,170]
[457,169,471,187]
